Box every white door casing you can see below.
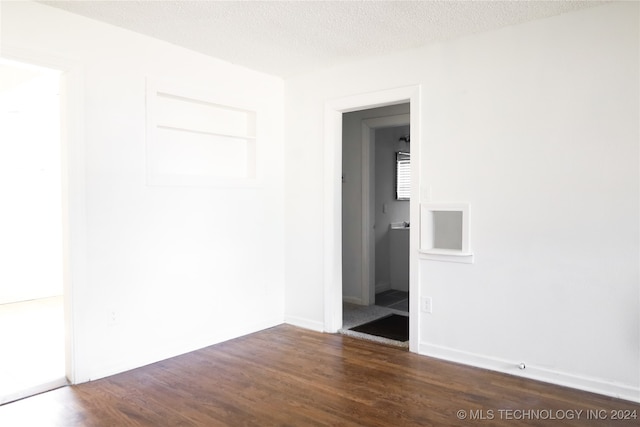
[324,85,421,353]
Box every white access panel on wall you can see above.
[146,78,257,186]
[420,203,473,264]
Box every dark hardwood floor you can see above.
[0,324,638,426]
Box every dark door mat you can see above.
[350,314,409,342]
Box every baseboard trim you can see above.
[79,317,285,384]
[419,342,639,403]
[342,296,362,305]
[284,315,324,332]
[375,282,390,294]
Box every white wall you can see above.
[285,2,639,401]
[2,1,285,383]
[374,125,410,292]
[341,105,409,305]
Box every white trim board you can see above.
[420,342,640,404]
[342,296,364,305]
[284,315,325,333]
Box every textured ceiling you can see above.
[39,0,604,77]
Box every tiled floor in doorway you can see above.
[375,290,409,312]
[340,290,409,347]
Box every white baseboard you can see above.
[376,282,390,294]
[284,314,324,332]
[78,317,285,384]
[419,342,640,403]
[342,296,363,305]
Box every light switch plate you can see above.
[421,297,432,314]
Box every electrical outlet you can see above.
[107,309,118,326]
[421,297,432,314]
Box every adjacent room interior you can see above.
[0,0,638,422]
[0,58,66,404]
[340,104,411,346]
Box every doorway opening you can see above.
[340,106,410,346]
[323,85,420,352]
[0,57,68,404]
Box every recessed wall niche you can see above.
[420,203,473,263]
[146,78,257,186]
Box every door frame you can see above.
[324,85,421,352]
[361,114,410,305]
[1,46,86,384]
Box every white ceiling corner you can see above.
[38,0,606,78]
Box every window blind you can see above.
[396,152,410,200]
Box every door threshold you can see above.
[337,328,409,349]
[0,377,68,406]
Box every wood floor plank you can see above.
[0,324,638,426]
